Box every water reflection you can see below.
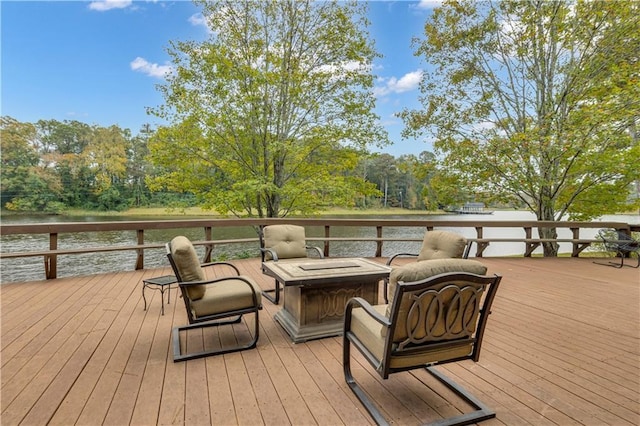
[1,211,637,283]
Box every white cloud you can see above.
[88,1,133,11]
[374,70,423,97]
[415,0,444,9]
[314,61,372,82]
[189,12,215,34]
[393,70,423,92]
[189,13,207,27]
[66,111,89,119]
[130,57,172,79]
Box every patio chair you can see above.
[167,236,262,362]
[595,228,640,268]
[343,258,501,426]
[259,224,323,304]
[383,230,471,303]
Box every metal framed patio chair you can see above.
[259,224,323,304]
[595,228,640,268]
[383,230,472,303]
[167,236,262,362]
[344,258,502,426]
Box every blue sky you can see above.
[1,0,440,156]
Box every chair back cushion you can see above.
[385,259,488,340]
[263,224,307,260]
[417,230,467,261]
[170,236,206,300]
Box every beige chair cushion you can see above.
[350,304,389,363]
[417,230,467,261]
[386,258,487,320]
[350,304,473,369]
[190,278,262,319]
[263,224,308,260]
[170,236,206,300]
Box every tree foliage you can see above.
[0,116,431,214]
[0,117,163,212]
[148,0,387,217]
[401,0,640,254]
[0,117,62,212]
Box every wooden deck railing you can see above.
[1,218,637,279]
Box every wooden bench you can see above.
[468,238,601,257]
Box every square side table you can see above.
[142,275,177,315]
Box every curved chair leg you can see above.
[173,313,258,362]
[262,279,281,304]
[426,366,496,426]
[593,251,639,268]
[343,334,389,426]
[615,250,639,268]
[344,332,496,426]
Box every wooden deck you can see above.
[1,257,638,425]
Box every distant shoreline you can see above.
[2,206,636,219]
[1,206,448,218]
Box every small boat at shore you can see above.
[444,202,494,215]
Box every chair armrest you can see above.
[616,233,640,250]
[200,261,240,276]
[386,253,418,266]
[178,276,260,303]
[306,245,325,258]
[177,276,241,287]
[599,230,640,252]
[344,297,391,329]
[463,241,473,259]
[260,247,279,261]
[619,241,640,251]
[261,246,324,260]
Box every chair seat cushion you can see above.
[351,304,473,369]
[190,277,262,319]
[351,304,389,363]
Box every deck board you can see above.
[1,257,639,425]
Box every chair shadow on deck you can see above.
[343,259,501,426]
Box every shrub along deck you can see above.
[1,257,638,425]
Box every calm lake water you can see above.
[1,211,638,283]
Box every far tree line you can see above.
[0,116,462,214]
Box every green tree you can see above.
[401,0,640,255]
[402,151,437,210]
[87,126,128,189]
[127,124,153,207]
[148,0,387,217]
[1,117,63,212]
[362,154,398,208]
[1,117,38,207]
[35,119,94,208]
